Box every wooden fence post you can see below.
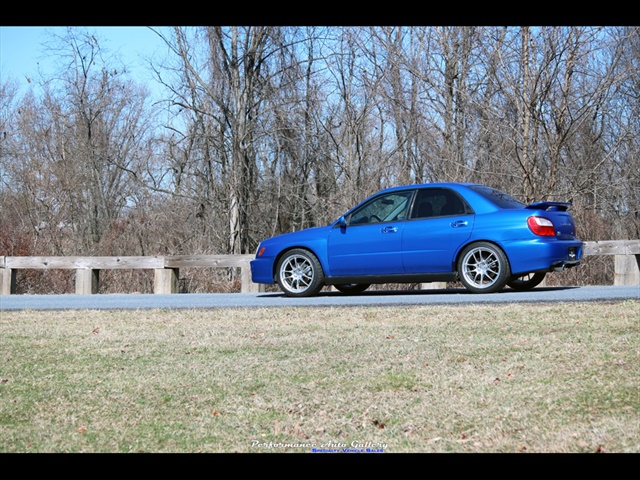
[155,268,179,294]
[1,268,16,295]
[614,254,640,286]
[419,282,447,290]
[76,269,99,294]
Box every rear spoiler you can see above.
[525,201,572,212]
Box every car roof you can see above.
[352,182,513,215]
[377,182,477,194]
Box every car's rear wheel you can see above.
[507,272,546,291]
[333,284,371,294]
[458,242,510,293]
[276,249,325,297]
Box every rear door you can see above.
[402,188,475,273]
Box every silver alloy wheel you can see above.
[279,253,315,294]
[460,244,504,290]
[276,249,325,297]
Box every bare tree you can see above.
[3,26,639,293]
[155,27,293,254]
[2,28,152,254]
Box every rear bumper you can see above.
[506,240,584,275]
[550,242,582,271]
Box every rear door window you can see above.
[410,188,471,219]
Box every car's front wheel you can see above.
[507,272,546,291]
[457,242,510,293]
[333,284,371,294]
[276,249,325,297]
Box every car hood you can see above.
[261,224,334,246]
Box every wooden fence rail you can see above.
[1,241,638,295]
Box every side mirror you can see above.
[338,215,347,228]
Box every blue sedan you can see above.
[251,183,583,297]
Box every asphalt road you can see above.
[0,285,638,311]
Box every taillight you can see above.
[527,216,556,236]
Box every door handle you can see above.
[381,226,397,233]
[451,220,468,228]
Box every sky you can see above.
[0,26,170,96]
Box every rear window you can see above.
[468,185,525,209]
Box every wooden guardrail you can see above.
[0,241,638,295]
[0,254,257,295]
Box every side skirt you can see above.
[324,272,457,286]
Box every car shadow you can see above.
[256,285,581,298]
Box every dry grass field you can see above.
[1,300,638,453]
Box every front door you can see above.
[327,190,414,276]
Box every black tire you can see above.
[507,272,546,291]
[333,284,371,294]
[275,249,325,297]
[457,242,511,293]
